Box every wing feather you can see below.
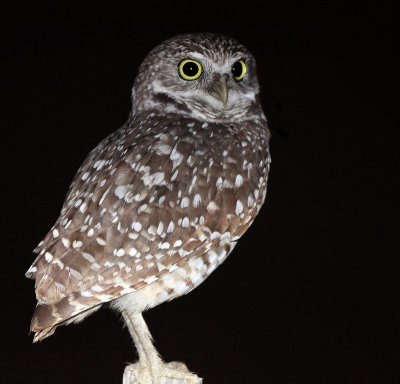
[27,114,270,333]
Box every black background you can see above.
[2,2,399,383]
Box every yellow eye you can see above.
[232,60,247,81]
[178,59,203,81]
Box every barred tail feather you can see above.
[31,296,102,342]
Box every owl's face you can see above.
[132,34,262,122]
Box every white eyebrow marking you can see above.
[186,52,207,61]
[187,51,248,69]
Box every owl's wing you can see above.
[27,117,171,297]
[28,116,269,338]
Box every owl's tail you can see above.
[31,297,102,342]
[32,324,57,343]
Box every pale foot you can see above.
[123,361,202,384]
[123,363,152,384]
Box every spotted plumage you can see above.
[26,33,270,382]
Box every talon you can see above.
[124,361,202,384]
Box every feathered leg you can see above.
[122,311,202,384]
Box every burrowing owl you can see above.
[26,33,271,383]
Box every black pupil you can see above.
[232,61,243,78]
[183,62,199,77]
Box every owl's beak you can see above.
[210,76,228,107]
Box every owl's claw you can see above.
[123,361,202,384]
[159,361,202,384]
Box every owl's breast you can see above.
[189,119,270,241]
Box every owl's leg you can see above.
[122,310,162,368]
[122,310,202,384]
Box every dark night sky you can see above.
[2,2,399,383]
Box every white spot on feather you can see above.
[115,185,129,199]
[129,247,138,257]
[27,265,37,274]
[167,221,175,233]
[114,248,125,257]
[93,159,106,170]
[79,202,87,213]
[69,267,82,280]
[91,285,104,292]
[142,171,165,187]
[73,240,83,249]
[144,276,158,284]
[235,200,243,215]
[157,263,166,271]
[247,195,255,207]
[182,217,189,228]
[170,146,183,169]
[159,242,170,249]
[235,174,243,187]
[193,193,201,207]
[96,237,106,246]
[157,222,164,235]
[62,238,70,248]
[132,222,142,232]
[99,187,111,205]
[174,240,182,247]
[82,252,95,263]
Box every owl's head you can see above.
[132,33,263,122]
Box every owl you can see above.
[26,33,271,383]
